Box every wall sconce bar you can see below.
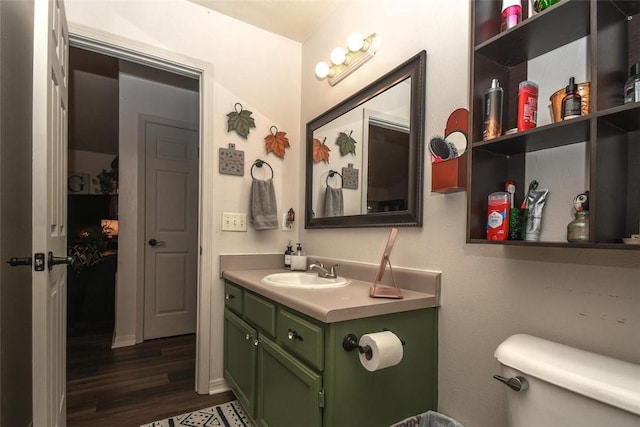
[315,32,380,86]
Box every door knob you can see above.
[47,252,72,270]
[148,239,166,247]
[6,257,32,267]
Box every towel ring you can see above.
[251,159,274,179]
[326,170,343,188]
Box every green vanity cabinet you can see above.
[224,281,244,314]
[224,309,257,415]
[322,309,438,427]
[223,280,438,427]
[256,334,323,427]
[277,308,325,371]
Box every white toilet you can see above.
[494,334,640,427]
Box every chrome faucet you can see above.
[309,262,339,279]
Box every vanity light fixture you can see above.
[315,32,380,86]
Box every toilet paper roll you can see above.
[358,331,404,372]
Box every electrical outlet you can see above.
[281,213,293,231]
[222,213,247,231]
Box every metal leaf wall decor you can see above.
[313,137,331,163]
[335,130,357,156]
[264,126,290,158]
[227,103,255,139]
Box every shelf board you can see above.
[612,0,640,17]
[597,103,640,132]
[474,0,590,67]
[466,239,640,250]
[471,116,591,156]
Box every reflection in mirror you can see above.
[365,113,410,214]
[305,51,426,228]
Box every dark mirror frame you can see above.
[305,50,426,229]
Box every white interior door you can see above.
[32,0,69,425]
[144,121,198,340]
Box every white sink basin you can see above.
[261,272,350,289]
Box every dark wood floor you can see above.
[67,328,235,426]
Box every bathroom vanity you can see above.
[222,266,439,427]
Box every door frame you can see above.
[68,24,215,395]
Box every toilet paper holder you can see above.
[343,334,374,360]
[342,332,406,361]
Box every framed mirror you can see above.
[305,50,426,228]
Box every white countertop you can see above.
[222,268,438,323]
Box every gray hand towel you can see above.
[250,178,278,230]
[324,186,344,217]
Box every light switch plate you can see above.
[222,213,247,231]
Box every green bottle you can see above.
[534,0,559,12]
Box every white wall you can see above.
[300,1,639,427]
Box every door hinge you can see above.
[318,388,325,408]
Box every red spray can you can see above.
[517,80,539,131]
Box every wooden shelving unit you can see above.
[467,0,640,249]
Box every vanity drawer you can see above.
[244,292,276,337]
[224,281,243,315]
[277,309,324,371]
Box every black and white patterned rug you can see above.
[141,400,254,427]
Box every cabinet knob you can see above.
[288,329,303,341]
[245,333,252,340]
[253,339,260,346]
[225,294,235,300]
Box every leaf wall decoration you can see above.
[336,131,357,156]
[313,137,330,163]
[264,126,290,158]
[227,103,256,139]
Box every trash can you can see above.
[390,410,464,427]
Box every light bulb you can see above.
[315,61,330,79]
[347,32,364,52]
[330,47,346,65]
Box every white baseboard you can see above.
[111,334,136,349]
[209,377,230,395]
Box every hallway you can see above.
[67,332,234,426]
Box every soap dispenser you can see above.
[284,241,293,270]
[291,243,307,271]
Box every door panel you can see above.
[144,121,198,339]
[154,253,187,313]
[32,0,69,425]
[156,170,188,230]
[256,335,322,427]
[224,309,257,416]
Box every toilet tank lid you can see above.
[495,334,640,416]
